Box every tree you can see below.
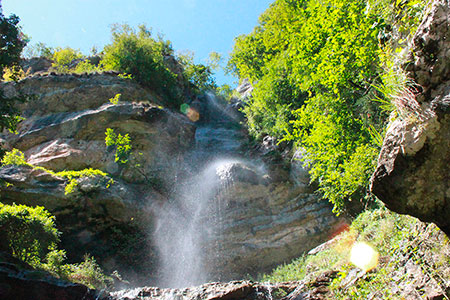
[0,6,27,155]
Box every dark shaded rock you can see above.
[370,0,450,236]
[20,57,53,74]
[0,252,101,300]
[0,165,159,283]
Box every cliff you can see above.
[370,0,450,236]
[0,70,342,285]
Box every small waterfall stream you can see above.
[153,94,253,288]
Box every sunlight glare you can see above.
[350,242,379,272]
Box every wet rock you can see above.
[370,0,450,236]
[236,78,254,100]
[216,162,266,185]
[110,281,295,300]
[206,180,344,279]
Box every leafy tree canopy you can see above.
[228,0,427,213]
[0,7,27,136]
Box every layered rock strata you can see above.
[1,71,342,284]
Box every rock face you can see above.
[212,177,342,279]
[370,0,450,235]
[1,71,342,285]
[0,252,99,300]
[0,72,195,283]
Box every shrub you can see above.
[101,24,182,107]
[177,51,217,93]
[0,203,113,290]
[73,59,102,74]
[23,42,54,59]
[1,148,27,166]
[52,47,83,73]
[109,93,121,105]
[56,168,109,195]
[2,65,27,81]
[0,203,60,266]
[105,128,131,164]
[67,255,113,289]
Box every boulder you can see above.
[370,0,450,235]
[110,281,296,300]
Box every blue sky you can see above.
[2,0,273,86]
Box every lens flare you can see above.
[180,103,190,114]
[350,242,379,272]
[187,108,200,122]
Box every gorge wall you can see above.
[370,0,450,236]
[0,70,343,286]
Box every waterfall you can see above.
[153,94,247,288]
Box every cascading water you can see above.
[153,94,254,288]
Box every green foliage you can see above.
[1,148,27,166]
[23,41,54,59]
[105,128,132,164]
[101,24,182,107]
[0,203,60,265]
[2,65,27,81]
[207,51,222,71]
[261,207,450,298]
[216,84,235,101]
[73,59,102,74]
[0,8,27,144]
[0,202,113,290]
[67,255,113,289]
[56,168,109,195]
[177,50,217,93]
[228,0,427,212]
[109,93,121,105]
[286,96,379,213]
[51,47,83,73]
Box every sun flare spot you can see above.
[350,242,379,272]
